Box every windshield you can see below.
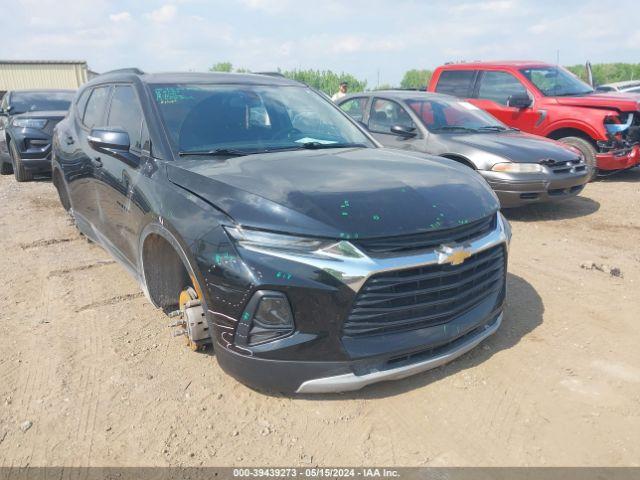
[10,91,74,114]
[520,66,594,97]
[150,83,374,154]
[406,98,508,132]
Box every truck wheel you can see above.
[9,140,34,182]
[0,158,12,174]
[558,136,597,181]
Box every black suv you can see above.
[0,89,75,181]
[52,69,511,393]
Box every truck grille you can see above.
[355,214,496,256]
[344,244,505,337]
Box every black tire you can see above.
[52,169,71,211]
[0,157,12,174]
[558,136,597,181]
[9,140,33,182]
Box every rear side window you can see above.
[83,86,110,129]
[107,85,144,151]
[75,89,91,118]
[434,70,476,97]
[339,97,368,122]
[477,71,527,105]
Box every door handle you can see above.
[93,157,103,168]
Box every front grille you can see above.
[541,158,586,174]
[355,214,496,256]
[344,244,505,337]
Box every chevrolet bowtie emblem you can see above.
[436,244,472,266]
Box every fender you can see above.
[138,220,210,312]
[541,116,611,142]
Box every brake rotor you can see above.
[178,283,209,351]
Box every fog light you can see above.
[236,291,295,346]
[254,296,293,328]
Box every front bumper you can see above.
[481,169,590,208]
[216,311,502,393]
[201,214,510,393]
[11,130,53,172]
[596,144,640,171]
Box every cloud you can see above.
[147,5,177,23]
[451,0,515,13]
[109,11,132,23]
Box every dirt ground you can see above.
[0,170,639,467]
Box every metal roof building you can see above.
[0,60,92,95]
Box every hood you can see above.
[166,147,499,239]
[555,93,640,112]
[443,131,579,163]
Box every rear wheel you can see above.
[9,140,33,182]
[52,169,71,211]
[0,157,12,174]
[558,136,597,181]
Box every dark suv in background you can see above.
[52,69,510,393]
[0,89,74,181]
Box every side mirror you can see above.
[88,127,139,166]
[507,94,532,109]
[390,124,417,138]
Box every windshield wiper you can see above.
[433,126,478,133]
[178,148,250,157]
[299,142,368,150]
[477,125,509,131]
[553,91,594,97]
[260,142,368,153]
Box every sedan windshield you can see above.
[406,98,508,133]
[520,66,594,97]
[10,91,74,114]
[150,83,375,154]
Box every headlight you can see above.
[225,226,333,254]
[491,162,544,173]
[12,118,47,129]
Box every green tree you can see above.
[280,69,367,95]
[565,63,640,86]
[400,69,432,89]
[209,62,233,72]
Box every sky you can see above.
[1,0,638,87]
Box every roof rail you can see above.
[100,67,145,76]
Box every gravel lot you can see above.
[0,171,639,466]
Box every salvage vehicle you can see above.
[595,81,640,95]
[52,69,510,393]
[0,89,74,181]
[338,91,590,208]
[428,61,640,176]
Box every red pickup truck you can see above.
[428,61,640,175]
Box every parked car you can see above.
[52,69,511,393]
[338,91,590,208]
[595,80,640,94]
[0,89,75,181]
[428,61,640,175]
